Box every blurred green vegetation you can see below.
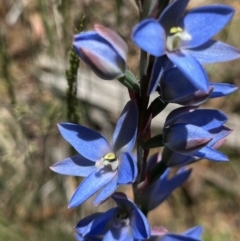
[0,0,239,241]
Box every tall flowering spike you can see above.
[73,25,128,80]
[75,192,151,240]
[162,107,231,162]
[50,100,138,208]
[132,1,240,93]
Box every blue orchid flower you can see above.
[159,66,238,105]
[162,107,231,162]
[75,192,151,241]
[73,24,128,80]
[132,0,240,94]
[50,100,138,208]
[142,153,192,212]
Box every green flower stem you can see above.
[118,70,140,93]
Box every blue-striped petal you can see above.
[68,169,116,208]
[132,19,166,57]
[180,5,235,48]
[167,51,209,92]
[112,100,138,153]
[50,154,96,177]
[58,123,111,162]
[187,40,240,64]
[117,152,137,184]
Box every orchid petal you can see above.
[118,152,137,184]
[58,123,111,162]
[166,109,227,129]
[94,175,118,206]
[76,212,103,235]
[159,0,190,33]
[79,208,119,236]
[73,33,126,79]
[147,168,191,211]
[164,106,198,128]
[187,40,240,63]
[210,83,238,98]
[162,147,195,167]
[163,123,212,154]
[80,47,125,79]
[208,126,232,146]
[195,146,228,162]
[167,51,209,92]
[131,204,151,239]
[181,5,235,48]
[132,19,166,56]
[94,24,128,61]
[112,100,138,153]
[50,154,96,177]
[168,109,228,131]
[161,67,212,105]
[148,56,166,94]
[103,226,133,241]
[69,169,116,208]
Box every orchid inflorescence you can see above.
[51,0,240,240]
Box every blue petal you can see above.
[69,169,116,208]
[168,109,228,131]
[183,226,203,239]
[111,193,150,239]
[73,32,125,79]
[94,175,118,206]
[94,24,128,62]
[187,40,240,64]
[159,0,190,32]
[112,100,138,153]
[78,207,119,236]
[195,146,228,162]
[76,212,103,235]
[180,5,235,48]
[164,106,198,128]
[103,226,133,241]
[50,154,96,177]
[131,207,151,239]
[79,47,125,79]
[132,19,166,56]
[161,67,212,105]
[210,83,238,98]
[131,204,151,239]
[147,168,191,211]
[162,147,195,167]
[58,123,111,162]
[148,56,167,94]
[163,123,212,155]
[167,51,209,92]
[208,126,231,147]
[117,152,137,184]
